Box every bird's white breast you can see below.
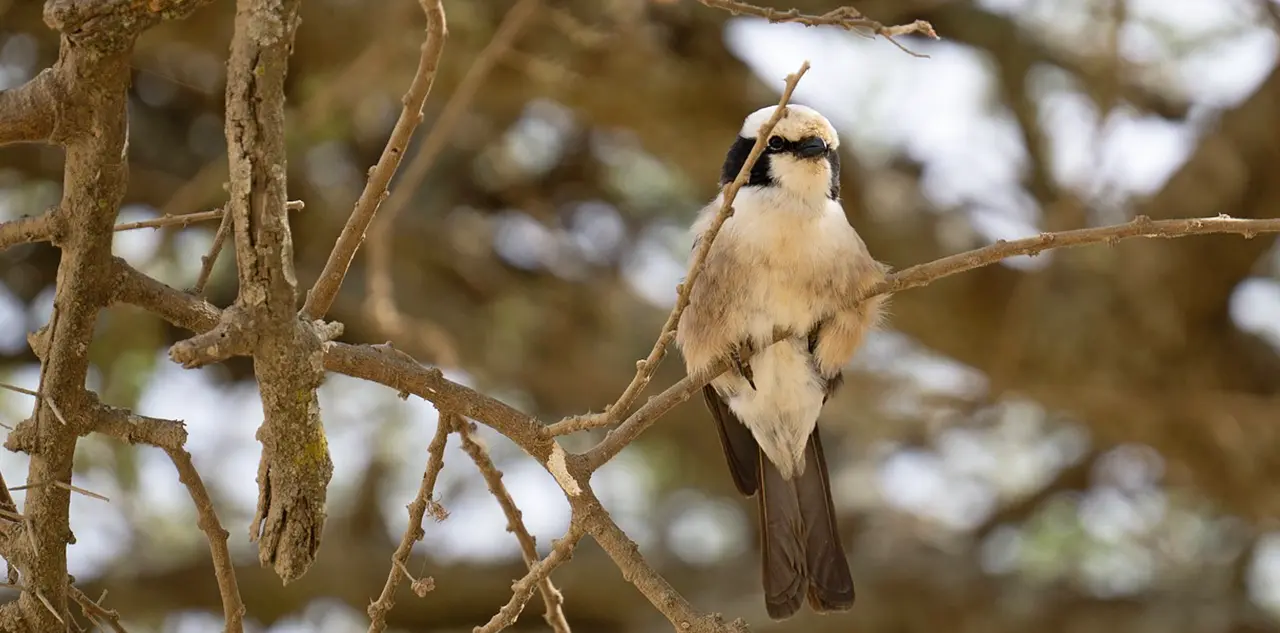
[720,188,856,343]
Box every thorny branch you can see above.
[92,406,244,631]
[111,203,1280,633]
[366,407,453,633]
[457,419,571,633]
[0,0,219,628]
[362,0,541,367]
[698,0,939,56]
[5,0,1280,632]
[301,0,450,320]
[474,525,584,633]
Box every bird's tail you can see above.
[757,428,855,620]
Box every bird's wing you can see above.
[702,384,760,496]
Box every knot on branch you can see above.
[168,306,254,368]
[43,0,161,54]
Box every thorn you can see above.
[34,588,64,624]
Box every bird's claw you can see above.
[731,348,756,391]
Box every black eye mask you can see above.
[767,135,828,158]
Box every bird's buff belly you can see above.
[713,339,824,479]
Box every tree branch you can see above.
[90,404,245,631]
[301,0,449,320]
[362,0,540,365]
[474,524,583,633]
[0,0,216,626]
[169,0,333,584]
[862,214,1280,300]
[0,69,57,146]
[698,0,938,56]
[112,194,1280,633]
[457,419,571,633]
[366,409,454,633]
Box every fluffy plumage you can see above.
[675,104,888,620]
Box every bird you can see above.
[674,104,888,620]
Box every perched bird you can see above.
[675,104,888,620]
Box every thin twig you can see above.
[10,480,109,502]
[545,59,812,436]
[474,525,584,633]
[191,210,232,296]
[0,382,70,429]
[697,1,938,57]
[300,0,451,320]
[860,214,1280,301]
[363,0,539,340]
[367,412,455,633]
[112,209,222,232]
[457,420,571,633]
[0,383,38,398]
[117,201,303,234]
[163,447,245,632]
[69,585,127,633]
[190,200,303,296]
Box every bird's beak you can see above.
[795,136,828,158]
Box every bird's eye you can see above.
[767,136,785,151]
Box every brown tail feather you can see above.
[758,429,854,620]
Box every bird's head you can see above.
[720,104,841,202]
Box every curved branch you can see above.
[302,0,450,320]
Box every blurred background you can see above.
[4,0,1280,631]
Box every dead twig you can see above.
[301,0,451,320]
[697,1,938,57]
[69,585,127,633]
[190,201,304,296]
[474,525,584,633]
[457,420,571,633]
[191,210,233,296]
[861,214,1280,301]
[10,480,109,503]
[363,0,540,364]
[91,404,242,631]
[164,447,245,631]
[366,412,454,633]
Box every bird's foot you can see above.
[731,346,756,391]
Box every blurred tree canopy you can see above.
[3,0,1280,631]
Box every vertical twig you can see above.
[457,420,571,633]
[165,448,244,631]
[367,413,455,632]
[363,0,540,336]
[301,0,450,320]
